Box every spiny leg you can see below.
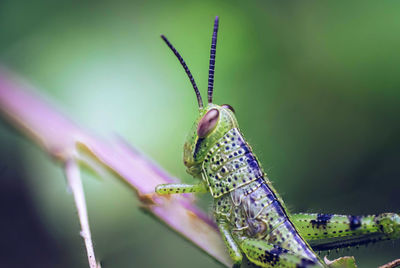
[217,220,243,267]
[155,182,208,195]
[292,213,400,251]
[239,238,323,268]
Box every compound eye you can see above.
[197,108,219,138]
[221,104,235,113]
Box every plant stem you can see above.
[0,67,232,267]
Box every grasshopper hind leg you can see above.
[239,239,323,268]
[292,213,400,251]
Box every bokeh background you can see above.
[0,1,399,267]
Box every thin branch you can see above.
[65,158,101,268]
[0,67,232,267]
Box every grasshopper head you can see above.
[183,104,238,178]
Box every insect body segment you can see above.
[203,128,262,198]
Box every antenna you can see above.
[161,35,203,109]
[207,16,219,104]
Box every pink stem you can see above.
[0,67,231,267]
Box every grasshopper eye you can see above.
[222,104,235,113]
[197,109,219,138]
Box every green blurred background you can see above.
[0,1,399,267]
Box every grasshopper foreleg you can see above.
[217,220,243,267]
[155,182,208,194]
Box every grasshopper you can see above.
[155,16,400,268]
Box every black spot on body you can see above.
[246,153,259,169]
[239,142,250,154]
[259,250,280,265]
[249,161,258,170]
[348,215,362,230]
[270,246,285,256]
[310,214,332,229]
[193,138,204,159]
[297,258,318,268]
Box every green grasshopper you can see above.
[155,16,400,268]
